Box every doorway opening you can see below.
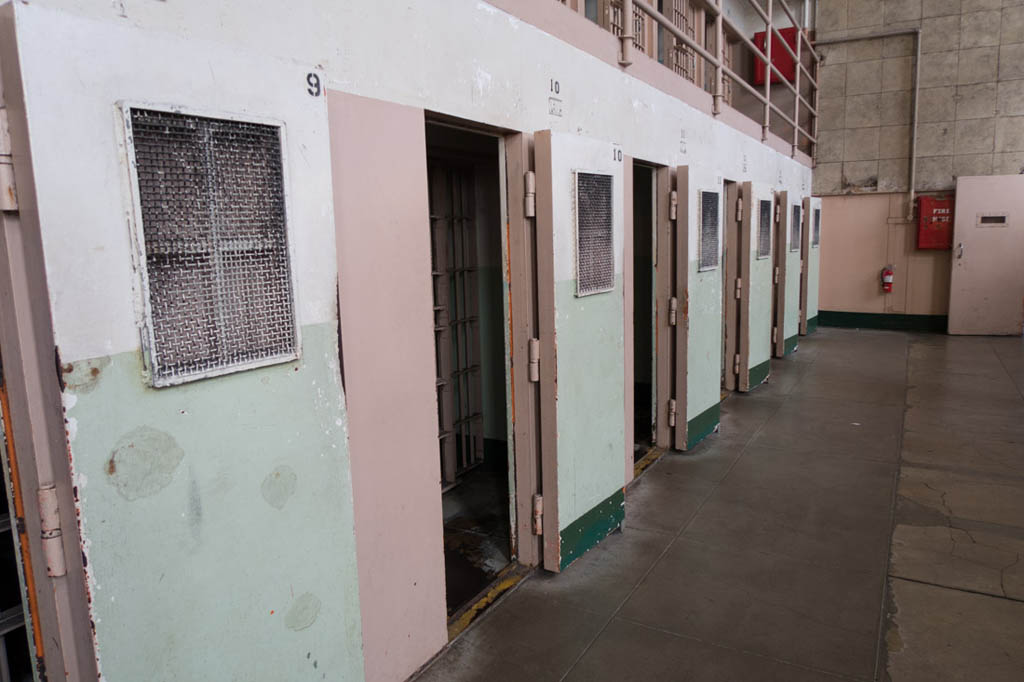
[633,162,656,459]
[722,180,740,393]
[425,123,512,618]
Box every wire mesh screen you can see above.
[813,208,821,246]
[576,172,615,296]
[130,108,297,385]
[790,204,801,252]
[699,191,720,270]
[757,199,772,258]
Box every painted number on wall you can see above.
[307,73,322,97]
[550,79,560,95]
[612,147,623,162]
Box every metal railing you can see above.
[559,0,821,158]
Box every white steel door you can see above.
[949,175,1024,336]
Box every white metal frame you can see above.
[697,187,722,272]
[573,168,617,297]
[119,101,302,387]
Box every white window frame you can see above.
[120,102,302,387]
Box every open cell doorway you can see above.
[633,162,656,459]
[425,122,512,618]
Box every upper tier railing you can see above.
[558,0,820,159]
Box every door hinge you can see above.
[524,170,536,218]
[668,296,679,326]
[733,353,741,375]
[528,338,540,383]
[670,190,678,221]
[532,494,543,535]
[736,196,743,222]
[772,326,778,344]
[773,266,780,284]
[668,398,677,428]
[734,277,742,300]
[37,485,66,577]
[774,203,780,223]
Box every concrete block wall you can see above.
[815,0,1024,194]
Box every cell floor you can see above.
[413,327,1024,682]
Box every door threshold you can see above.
[632,445,664,479]
[446,562,531,641]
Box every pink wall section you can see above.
[328,91,447,682]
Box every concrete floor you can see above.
[413,328,1024,682]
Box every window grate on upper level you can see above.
[812,207,821,246]
[757,199,772,259]
[699,191,720,271]
[128,108,298,386]
[790,204,801,252]
[575,171,615,296]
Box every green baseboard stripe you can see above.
[806,315,818,334]
[559,488,625,571]
[748,359,770,387]
[819,310,948,333]
[784,334,799,355]
[685,402,720,450]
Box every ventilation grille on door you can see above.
[576,171,615,296]
[699,191,720,270]
[790,204,801,252]
[757,199,772,258]
[812,207,821,246]
[129,108,297,386]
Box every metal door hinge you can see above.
[734,277,742,300]
[774,203,780,222]
[37,485,66,577]
[668,399,677,427]
[532,494,543,535]
[773,266,780,284]
[733,353,741,375]
[736,196,743,222]
[524,170,536,218]
[772,326,778,344]
[669,296,679,326]
[528,338,540,383]
[670,190,678,221]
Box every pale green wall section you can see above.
[64,322,365,682]
[687,264,722,421]
[555,276,626,531]
[785,219,802,340]
[748,215,774,372]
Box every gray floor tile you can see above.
[886,578,1024,682]
[623,462,715,534]
[564,619,846,682]
[718,394,783,443]
[520,526,672,617]
[619,537,881,679]
[900,428,1024,479]
[415,588,606,682]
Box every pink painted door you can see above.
[948,175,1024,336]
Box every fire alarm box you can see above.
[917,195,954,250]
[753,27,798,85]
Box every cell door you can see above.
[534,131,626,571]
[772,191,789,358]
[654,167,686,450]
[800,197,822,335]
[949,175,1024,335]
[742,182,774,390]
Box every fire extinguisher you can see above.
[881,265,894,293]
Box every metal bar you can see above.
[714,0,724,114]
[797,126,816,143]
[634,0,719,66]
[800,62,818,89]
[792,26,802,156]
[726,17,798,96]
[620,0,634,65]
[762,0,772,140]
[742,0,800,65]
[811,56,820,160]
[775,0,801,33]
[798,94,817,116]
[768,100,797,129]
[722,64,769,105]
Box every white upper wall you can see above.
[12,0,810,361]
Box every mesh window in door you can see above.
[129,108,297,386]
[575,172,615,296]
[812,208,821,246]
[757,199,772,258]
[699,191,720,270]
[790,205,801,252]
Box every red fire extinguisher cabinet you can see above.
[917,195,954,250]
[753,27,799,85]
